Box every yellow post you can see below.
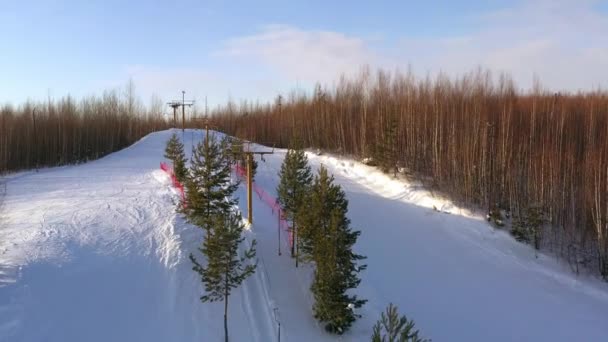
[247,153,253,224]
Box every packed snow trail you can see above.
[1,129,608,341]
[0,130,275,342]
[242,140,608,341]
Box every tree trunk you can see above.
[291,220,296,258]
[224,288,229,342]
[295,222,299,268]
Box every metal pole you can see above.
[182,91,185,132]
[173,106,177,127]
[278,209,281,255]
[247,153,253,224]
[273,307,280,342]
[295,223,299,268]
[277,95,282,145]
[32,108,37,171]
[205,123,209,150]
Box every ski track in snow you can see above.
[242,139,608,342]
[1,129,608,341]
[0,131,275,342]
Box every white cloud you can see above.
[401,0,608,90]
[220,1,608,91]
[99,65,237,110]
[124,66,218,101]
[102,0,608,108]
[219,25,388,86]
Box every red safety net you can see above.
[233,164,293,249]
[160,162,186,206]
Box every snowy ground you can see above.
[1,129,608,341]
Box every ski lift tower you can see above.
[167,102,181,128]
[232,141,274,225]
[167,91,194,132]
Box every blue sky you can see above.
[1,0,607,107]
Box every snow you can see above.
[1,129,608,341]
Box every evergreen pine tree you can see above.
[296,166,346,261]
[371,303,429,342]
[374,115,399,176]
[185,133,238,231]
[164,132,188,183]
[511,204,544,250]
[190,210,257,342]
[164,133,179,159]
[303,166,367,334]
[276,147,313,264]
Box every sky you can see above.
[1,0,607,108]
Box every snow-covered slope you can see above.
[1,129,608,341]
[0,131,275,342]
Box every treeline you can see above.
[0,89,168,173]
[210,68,608,279]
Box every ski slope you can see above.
[1,129,608,341]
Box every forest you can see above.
[2,68,607,280]
[0,87,167,173]
[209,68,608,279]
